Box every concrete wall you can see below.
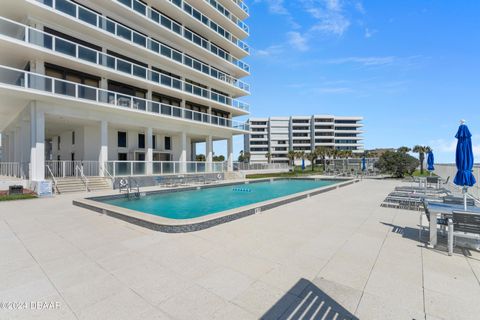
[434,163,480,198]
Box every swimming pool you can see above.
[100,179,338,219]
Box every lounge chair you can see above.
[447,210,480,255]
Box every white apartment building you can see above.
[245,115,364,164]
[0,0,250,184]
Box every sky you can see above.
[211,0,480,163]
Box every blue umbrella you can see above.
[453,121,476,210]
[361,157,366,172]
[301,158,305,170]
[427,151,435,171]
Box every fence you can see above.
[234,162,290,171]
[0,162,29,178]
[104,161,226,177]
[322,158,379,174]
[434,164,480,198]
[45,160,100,178]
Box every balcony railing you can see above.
[232,0,249,15]
[200,0,249,33]
[119,0,249,55]
[34,0,250,74]
[105,161,226,177]
[0,65,250,131]
[0,18,250,100]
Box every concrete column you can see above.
[179,132,187,173]
[146,127,153,175]
[206,136,213,172]
[8,132,14,162]
[30,105,45,181]
[227,136,233,172]
[191,142,197,161]
[99,120,108,176]
[14,126,21,162]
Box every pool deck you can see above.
[1,179,480,319]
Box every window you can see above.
[152,135,156,149]
[138,133,145,149]
[118,153,127,161]
[58,136,61,150]
[165,136,171,150]
[118,131,127,148]
[72,131,75,145]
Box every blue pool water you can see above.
[100,179,338,219]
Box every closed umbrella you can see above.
[361,157,366,172]
[453,120,476,210]
[301,158,305,171]
[427,151,435,174]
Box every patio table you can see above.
[426,202,480,247]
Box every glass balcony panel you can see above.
[54,79,76,97]
[133,65,146,78]
[55,38,76,57]
[160,46,171,58]
[133,97,146,111]
[184,110,193,120]
[151,101,160,113]
[117,60,132,74]
[55,0,76,17]
[78,86,96,100]
[160,75,171,87]
[161,104,171,116]
[172,51,182,62]
[133,0,146,14]
[115,162,130,176]
[78,46,97,63]
[162,162,174,174]
[117,94,131,108]
[150,10,160,23]
[133,33,146,46]
[78,6,97,26]
[117,25,131,41]
[172,108,181,117]
[152,162,162,174]
[149,40,159,53]
[172,79,181,90]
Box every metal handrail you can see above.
[45,165,60,194]
[75,165,89,191]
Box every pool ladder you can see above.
[119,177,141,199]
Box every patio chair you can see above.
[447,210,480,255]
[419,200,449,240]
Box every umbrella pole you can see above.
[463,187,468,211]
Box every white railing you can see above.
[34,0,250,73]
[0,17,250,109]
[434,164,480,199]
[199,0,249,33]
[0,65,250,131]
[45,160,99,177]
[0,162,24,178]
[232,0,249,15]
[75,164,89,191]
[105,161,226,177]
[234,162,290,171]
[45,164,59,193]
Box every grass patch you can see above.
[412,170,436,177]
[246,166,324,179]
[0,194,37,201]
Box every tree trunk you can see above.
[420,154,424,174]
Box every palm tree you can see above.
[265,152,272,164]
[306,151,318,171]
[315,147,330,171]
[397,146,411,153]
[412,145,431,174]
[287,150,296,167]
[244,151,251,164]
[296,151,306,171]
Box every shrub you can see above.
[375,151,419,178]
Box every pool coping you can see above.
[73,177,359,233]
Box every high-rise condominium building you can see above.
[245,115,364,164]
[0,0,250,181]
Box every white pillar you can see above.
[14,126,21,162]
[99,120,108,176]
[146,128,153,175]
[206,135,213,172]
[227,137,233,172]
[179,132,187,173]
[30,105,45,181]
[8,132,14,162]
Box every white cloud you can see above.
[254,45,284,57]
[324,56,397,66]
[430,135,480,160]
[303,0,352,36]
[364,28,377,38]
[287,32,309,51]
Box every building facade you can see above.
[0,0,250,181]
[245,115,364,164]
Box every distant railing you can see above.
[234,162,290,171]
[434,164,480,199]
[105,161,226,177]
[0,65,250,131]
[0,162,26,178]
[45,160,99,177]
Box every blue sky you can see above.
[215,0,480,163]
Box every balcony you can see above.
[33,0,250,75]
[218,0,249,19]
[0,65,249,132]
[0,18,249,113]
[196,0,249,36]
[114,0,249,57]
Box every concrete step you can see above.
[52,177,111,194]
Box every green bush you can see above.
[375,151,419,178]
[0,194,37,201]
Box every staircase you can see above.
[53,177,111,194]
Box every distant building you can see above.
[245,115,364,164]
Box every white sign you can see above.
[37,180,53,197]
